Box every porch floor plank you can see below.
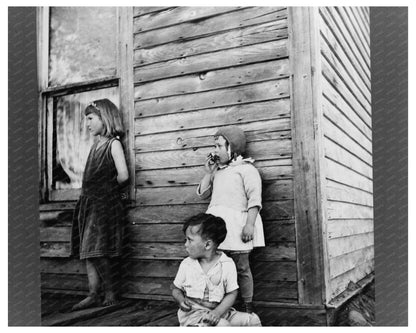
[41,293,178,326]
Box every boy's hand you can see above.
[242,224,254,243]
[201,310,221,326]
[179,299,192,312]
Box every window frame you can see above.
[37,7,135,204]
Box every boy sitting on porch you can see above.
[171,213,261,326]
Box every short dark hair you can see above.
[183,213,227,245]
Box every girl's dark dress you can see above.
[71,137,124,259]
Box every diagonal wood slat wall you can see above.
[319,6,373,301]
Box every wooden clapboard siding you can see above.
[135,20,288,67]
[127,221,295,244]
[136,162,293,187]
[135,180,293,205]
[128,201,295,223]
[131,6,294,303]
[134,40,288,84]
[319,8,370,90]
[135,122,292,154]
[135,95,290,133]
[133,7,175,17]
[134,7,286,49]
[134,59,290,101]
[319,6,373,303]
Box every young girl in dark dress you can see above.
[70,98,129,311]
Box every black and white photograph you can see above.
[7,4,409,327]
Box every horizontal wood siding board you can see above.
[135,139,292,170]
[42,273,87,292]
[322,97,372,152]
[322,58,371,124]
[319,7,370,89]
[327,231,374,258]
[329,245,374,279]
[326,179,373,207]
[253,281,298,300]
[135,125,291,154]
[327,201,373,220]
[40,211,73,227]
[40,227,70,242]
[123,260,180,278]
[128,242,296,261]
[329,258,374,300]
[135,92,290,133]
[127,220,295,243]
[134,7,287,48]
[128,201,294,224]
[323,117,372,166]
[41,255,298,282]
[327,218,374,239]
[135,179,293,205]
[41,258,86,275]
[123,277,297,300]
[136,94,289,122]
[133,7,175,18]
[320,33,370,107]
[135,20,288,67]
[135,59,290,100]
[251,261,297,281]
[134,7,242,34]
[321,7,370,75]
[325,158,373,193]
[40,242,71,258]
[136,164,293,187]
[122,259,297,282]
[134,39,288,83]
[322,80,371,140]
[324,137,372,179]
[40,202,77,211]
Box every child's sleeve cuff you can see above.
[196,184,212,199]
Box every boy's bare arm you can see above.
[212,289,238,317]
[171,284,192,312]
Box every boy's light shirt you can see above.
[173,252,239,303]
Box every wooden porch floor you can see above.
[41,293,328,326]
[41,294,179,326]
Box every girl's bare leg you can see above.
[72,259,100,311]
[95,258,117,306]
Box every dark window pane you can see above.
[49,7,117,86]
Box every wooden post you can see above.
[118,7,135,201]
[288,7,325,305]
[37,7,49,202]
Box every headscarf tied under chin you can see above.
[215,126,247,161]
